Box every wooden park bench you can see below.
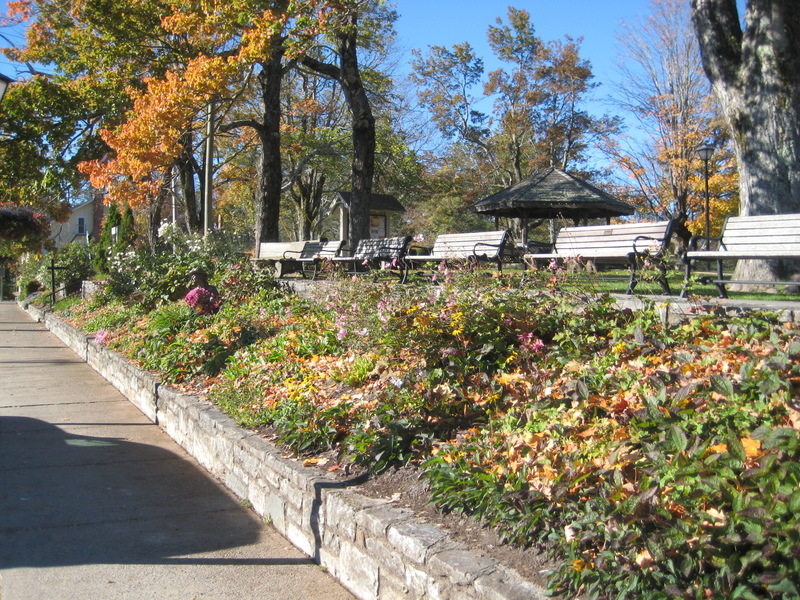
[403,230,512,277]
[523,220,676,294]
[332,235,412,282]
[680,213,800,298]
[253,239,343,279]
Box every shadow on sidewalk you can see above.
[0,416,308,568]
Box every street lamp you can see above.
[0,73,13,104]
[696,143,715,243]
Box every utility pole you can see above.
[203,100,215,237]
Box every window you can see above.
[77,217,86,235]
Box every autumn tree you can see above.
[609,0,736,241]
[280,63,350,240]
[3,0,215,245]
[691,0,800,284]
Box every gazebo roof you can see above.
[336,192,406,213]
[473,168,635,220]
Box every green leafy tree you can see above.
[92,202,120,275]
[411,8,618,196]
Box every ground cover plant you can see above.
[51,260,800,600]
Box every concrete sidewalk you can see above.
[0,301,355,600]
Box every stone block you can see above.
[474,565,549,600]
[377,569,411,600]
[285,520,315,557]
[357,504,413,539]
[427,549,497,586]
[365,535,405,578]
[339,540,380,600]
[326,490,385,542]
[387,520,452,565]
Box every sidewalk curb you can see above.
[24,303,548,600]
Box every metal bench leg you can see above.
[679,260,692,298]
[626,269,638,294]
[714,259,728,298]
[626,255,638,295]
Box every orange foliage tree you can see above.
[609,0,738,240]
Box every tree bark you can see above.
[299,8,375,252]
[691,0,800,285]
[253,37,286,248]
[337,13,375,251]
[177,132,201,233]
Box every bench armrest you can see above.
[525,240,553,253]
[686,234,723,252]
[632,235,666,254]
[473,241,503,256]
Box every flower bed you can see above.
[55,262,800,600]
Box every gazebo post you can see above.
[520,216,529,249]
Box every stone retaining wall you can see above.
[25,304,544,600]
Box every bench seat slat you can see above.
[522,220,675,295]
[686,250,800,259]
[681,213,800,298]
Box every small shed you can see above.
[336,192,406,240]
[473,168,635,246]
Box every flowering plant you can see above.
[184,286,220,315]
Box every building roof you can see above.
[336,192,406,213]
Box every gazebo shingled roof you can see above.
[473,168,635,221]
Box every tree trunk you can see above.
[253,38,286,248]
[177,132,201,233]
[691,0,800,287]
[337,15,375,251]
[292,170,326,240]
[146,186,167,252]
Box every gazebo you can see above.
[472,168,635,247]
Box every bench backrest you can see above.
[720,214,800,253]
[429,230,509,259]
[258,240,343,260]
[351,236,411,260]
[257,241,305,260]
[552,220,674,258]
[293,239,343,259]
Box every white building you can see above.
[50,197,104,248]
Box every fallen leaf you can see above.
[634,548,654,569]
[740,436,762,459]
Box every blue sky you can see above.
[0,0,649,88]
[391,0,649,102]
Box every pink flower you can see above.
[518,332,545,354]
[94,329,110,346]
[185,287,220,315]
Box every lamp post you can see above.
[696,144,715,244]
